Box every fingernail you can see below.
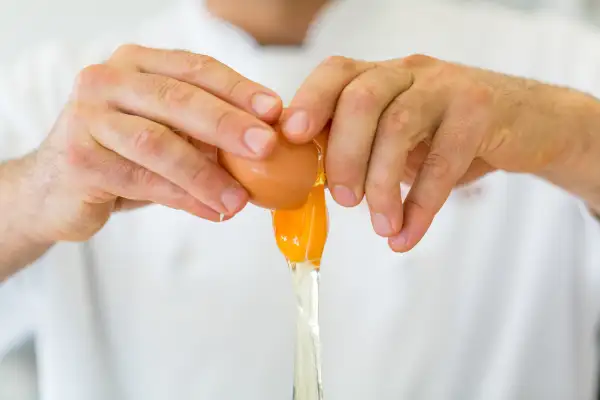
[284,110,309,136]
[221,187,248,214]
[332,185,357,206]
[244,127,274,156]
[390,232,409,251]
[251,93,279,116]
[372,213,393,236]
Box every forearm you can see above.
[0,154,54,281]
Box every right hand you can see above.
[30,44,283,242]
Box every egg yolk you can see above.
[272,143,328,269]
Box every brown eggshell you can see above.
[218,129,324,210]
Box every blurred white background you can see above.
[0,0,599,399]
[458,0,600,20]
[0,0,598,62]
[0,0,166,62]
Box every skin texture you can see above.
[1,1,600,279]
[0,155,55,275]
[280,55,600,252]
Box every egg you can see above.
[218,127,328,210]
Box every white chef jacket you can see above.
[1,0,600,399]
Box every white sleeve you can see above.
[0,273,36,357]
[577,202,600,331]
[580,203,600,256]
[567,21,600,264]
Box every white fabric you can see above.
[1,0,600,399]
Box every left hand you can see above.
[280,55,600,252]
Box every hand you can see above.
[281,55,599,252]
[30,44,283,242]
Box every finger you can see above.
[281,56,373,143]
[91,111,249,216]
[366,89,444,236]
[73,64,277,159]
[114,197,235,222]
[390,89,490,252]
[404,142,430,185]
[177,131,218,162]
[108,45,282,122]
[365,147,407,238]
[82,141,223,222]
[404,143,494,187]
[327,65,413,208]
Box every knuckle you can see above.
[179,53,219,76]
[64,139,93,171]
[131,124,169,157]
[155,78,194,107]
[340,84,381,114]
[189,160,214,188]
[422,152,451,179]
[214,109,238,138]
[108,159,134,184]
[404,197,428,214]
[61,104,95,169]
[111,43,142,60]
[379,100,430,151]
[380,101,412,133]
[224,77,245,99]
[385,65,414,86]
[64,143,95,175]
[111,161,159,190]
[130,166,159,187]
[73,64,114,97]
[321,55,359,72]
[62,101,91,125]
[365,178,390,203]
[400,54,435,69]
[327,159,364,188]
[176,52,247,100]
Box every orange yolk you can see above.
[272,143,328,268]
[272,183,328,268]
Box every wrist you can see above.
[537,89,600,207]
[0,153,56,246]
